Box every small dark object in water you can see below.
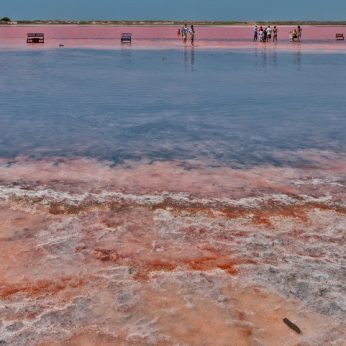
[27,33,44,44]
[59,44,64,47]
[121,33,132,44]
[283,318,302,334]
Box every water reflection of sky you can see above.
[0,48,345,167]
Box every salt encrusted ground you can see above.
[0,156,345,345]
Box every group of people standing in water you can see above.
[253,24,303,42]
[178,24,195,44]
[253,25,278,42]
[176,23,304,45]
[289,26,303,41]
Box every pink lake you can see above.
[0,25,346,51]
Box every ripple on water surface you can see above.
[0,48,346,165]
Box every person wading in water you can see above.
[297,25,302,40]
[181,23,189,43]
[253,25,258,41]
[189,25,195,45]
[273,26,278,42]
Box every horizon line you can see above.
[2,19,346,24]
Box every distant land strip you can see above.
[1,20,346,26]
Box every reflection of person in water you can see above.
[183,45,195,72]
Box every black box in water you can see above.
[121,33,132,44]
[27,33,45,43]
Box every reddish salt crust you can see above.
[0,277,85,299]
[0,150,346,198]
[0,25,345,52]
[37,284,340,346]
[0,154,345,345]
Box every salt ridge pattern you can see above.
[0,158,345,345]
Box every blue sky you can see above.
[1,0,346,21]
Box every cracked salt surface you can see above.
[0,158,345,345]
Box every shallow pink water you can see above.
[1,25,346,40]
[0,25,345,51]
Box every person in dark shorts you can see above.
[297,25,302,40]
[291,29,298,41]
[273,26,278,42]
[263,27,267,42]
[253,25,258,41]
[189,25,195,45]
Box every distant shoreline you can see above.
[1,20,346,26]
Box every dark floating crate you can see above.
[121,33,132,44]
[336,33,344,41]
[27,33,45,43]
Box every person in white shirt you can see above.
[266,26,272,41]
[259,29,264,42]
[181,24,189,43]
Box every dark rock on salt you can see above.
[283,318,302,334]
